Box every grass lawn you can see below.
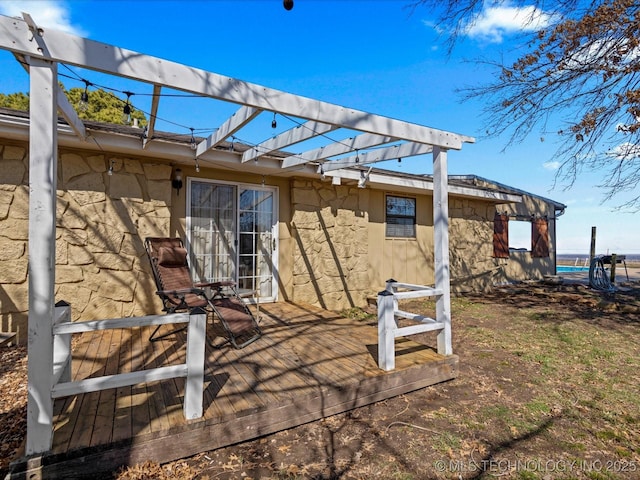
[3,281,639,479]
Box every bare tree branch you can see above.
[415,0,640,208]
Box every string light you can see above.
[189,128,197,150]
[78,80,90,112]
[107,158,114,175]
[59,65,410,172]
[195,157,200,173]
[122,91,133,124]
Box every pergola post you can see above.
[26,56,59,455]
[377,290,396,371]
[433,146,452,355]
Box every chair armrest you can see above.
[194,280,236,289]
[193,281,220,288]
[157,288,202,296]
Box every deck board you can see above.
[10,302,458,479]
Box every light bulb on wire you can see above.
[78,81,90,112]
[189,128,197,150]
[122,91,133,124]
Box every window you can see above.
[509,220,531,251]
[493,213,550,258]
[386,195,416,238]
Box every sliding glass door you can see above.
[187,179,277,302]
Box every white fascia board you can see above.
[0,15,473,150]
[241,120,338,163]
[321,142,433,173]
[328,169,522,202]
[0,112,282,171]
[195,105,261,157]
[0,112,517,202]
[77,129,284,170]
[281,133,397,169]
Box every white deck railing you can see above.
[28,302,206,455]
[377,279,451,371]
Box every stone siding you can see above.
[449,198,502,292]
[291,179,371,311]
[0,141,171,343]
[448,194,557,293]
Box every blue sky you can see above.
[0,0,638,255]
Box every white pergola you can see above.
[0,12,476,455]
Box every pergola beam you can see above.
[320,141,433,173]
[0,14,471,150]
[18,14,86,141]
[143,84,162,149]
[195,105,261,157]
[241,120,337,163]
[13,51,87,141]
[281,133,397,169]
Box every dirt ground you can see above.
[2,279,640,480]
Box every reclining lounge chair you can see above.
[145,237,262,349]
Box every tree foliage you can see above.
[417,0,640,208]
[0,91,30,110]
[0,86,147,127]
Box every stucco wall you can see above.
[368,190,434,289]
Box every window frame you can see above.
[385,195,417,238]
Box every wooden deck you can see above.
[11,302,458,478]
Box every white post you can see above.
[53,302,72,384]
[385,278,399,314]
[26,57,59,454]
[433,146,452,355]
[377,290,396,371]
[184,308,206,419]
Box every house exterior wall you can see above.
[290,179,371,310]
[0,139,296,344]
[448,194,557,293]
[0,140,172,343]
[289,181,559,307]
[0,136,560,343]
[495,193,557,284]
[368,190,434,289]
[449,197,505,292]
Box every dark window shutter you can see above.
[531,218,550,258]
[493,213,509,258]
